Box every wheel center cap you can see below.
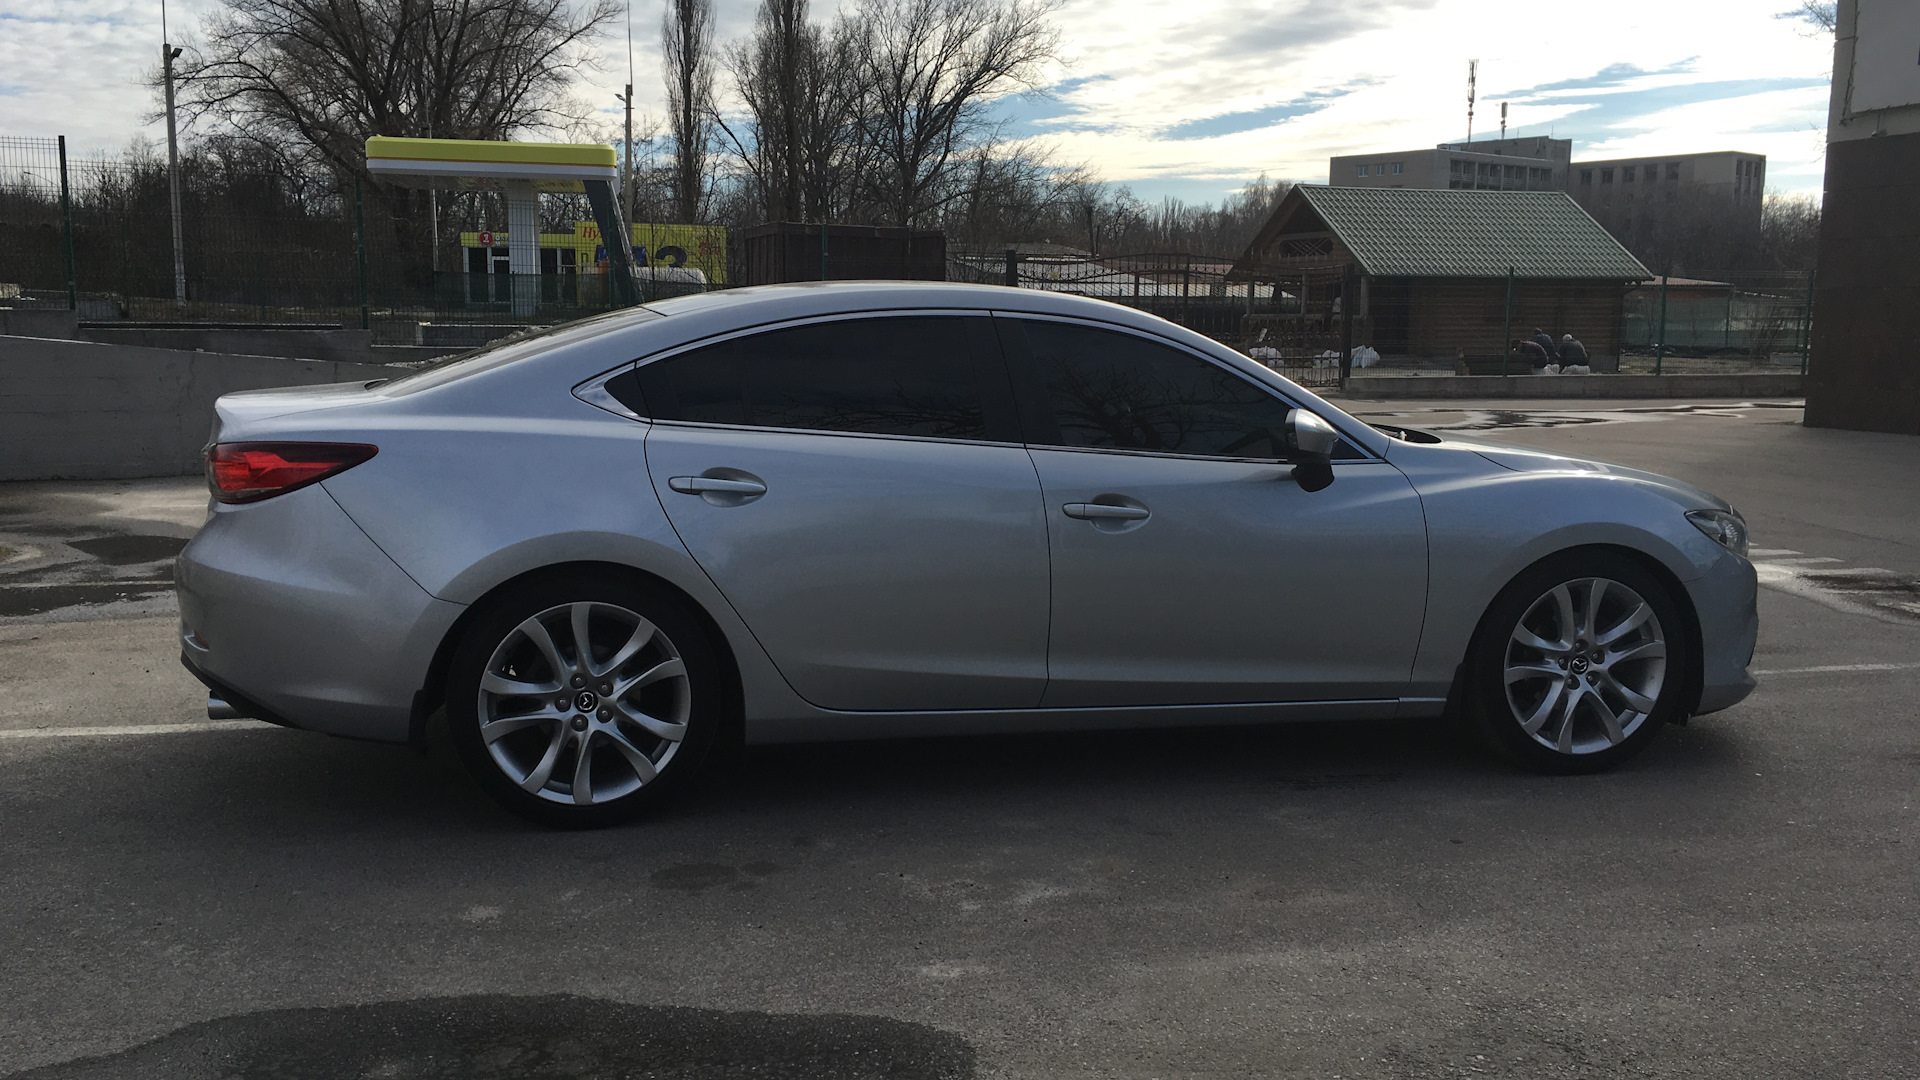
[574,690,599,713]
[1569,656,1591,675]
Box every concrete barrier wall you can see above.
[1343,372,1805,400]
[0,309,80,340]
[0,335,407,481]
[78,325,375,363]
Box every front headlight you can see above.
[1687,508,1749,558]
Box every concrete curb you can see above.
[1338,372,1804,399]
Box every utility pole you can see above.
[624,86,635,217]
[162,0,186,305]
[1499,102,1507,141]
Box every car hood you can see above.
[1388,430,1734,513]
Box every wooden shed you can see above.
[1228,186,1651,365]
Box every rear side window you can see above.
[628,316,1016,441]
[1001,319,1297,458]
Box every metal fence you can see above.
[1,134,1813,378]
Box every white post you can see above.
[505,182,539,316]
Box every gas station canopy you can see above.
[365,136,619,192]
[364,135,639,308]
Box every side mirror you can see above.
[1284,408,1338,492]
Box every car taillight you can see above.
[206,442,378,504]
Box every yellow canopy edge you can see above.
[365,136,617,169]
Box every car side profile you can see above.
[176,282,1758,826]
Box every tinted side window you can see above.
[633,316,1013,441]
[1005,319,1295,458]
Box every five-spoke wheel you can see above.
[447,574,719,826]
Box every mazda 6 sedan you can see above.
[177,282,1757,826]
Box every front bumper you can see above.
[175,484,465,743]
[1686,551,1759,715]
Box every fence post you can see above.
[820,221,828,281]
[1654,271,1669,376]
[355,179,370,331]
[1181,261,1191,325]
[1501,267,1514,377]
[58,136,76,312]
[1798,271,1815,375]
[1004,248,1018,288]
[1339,266,1355,391]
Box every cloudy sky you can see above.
[0,0,1836,202]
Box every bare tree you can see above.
[172,0,620,186]
[718,0,871,223]
[662,0,715,222]
[718,0,811,222]
[1777,1,1837,34]
[1760,192,1821,272]
[847,0,1061,227]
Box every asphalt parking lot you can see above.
[1,398,1916,1079]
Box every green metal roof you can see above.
[1280,186,1650,280]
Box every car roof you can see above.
[643,280,1161,324]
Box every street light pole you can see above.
[162,0,186,306]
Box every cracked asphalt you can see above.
[1,398,1916,1079]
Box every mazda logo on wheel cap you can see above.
[1569,657,1590,675]
[575,690,599,713]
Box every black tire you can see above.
[446,570,723,827]
[1465,548,1693,774]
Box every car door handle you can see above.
[669,476,768,496]
[1062,502,1150,521]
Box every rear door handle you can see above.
[669,476,768,496]
[1062,502,1150,521]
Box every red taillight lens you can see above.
[206,442,378,504]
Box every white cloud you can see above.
[0,0,1834,197]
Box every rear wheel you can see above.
[1467,551,1691,773]
[446,573,720,827]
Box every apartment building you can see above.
[1329,137,1571,192]
[1568,151,1766,247]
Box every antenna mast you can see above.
[1466,59,1478,143]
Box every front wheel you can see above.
[1467,551,1692,774]
[446,573,721,827]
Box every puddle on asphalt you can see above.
[1755,563,1920,623]
[64,535,189,566]
[5,994,976,1079]
[1800,570,1920,618]
[0,583,173,619]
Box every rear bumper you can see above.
[1687,552,1759,716]
[175,485,465,743]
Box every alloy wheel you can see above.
[1503,577,1668,755]
[476,601,692,805]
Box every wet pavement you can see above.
[0,478,205,620]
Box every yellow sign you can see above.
[459,222,728,284]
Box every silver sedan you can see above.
[177,283,1757,826]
